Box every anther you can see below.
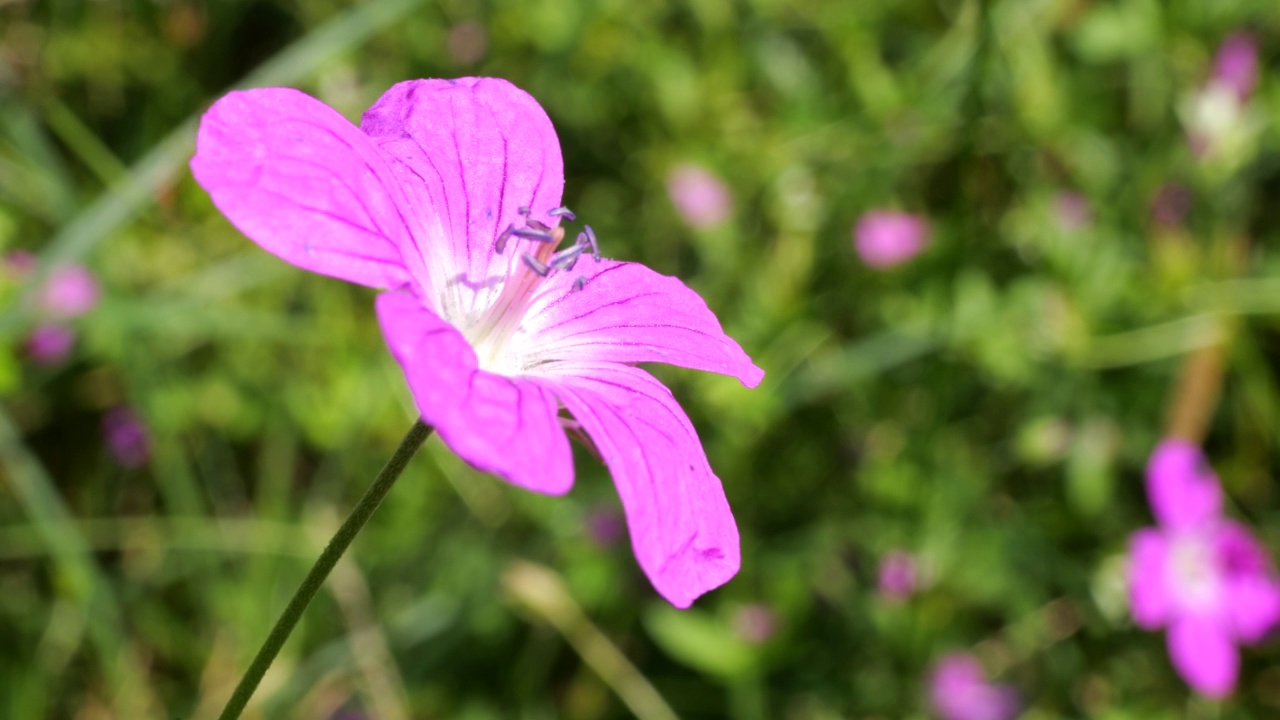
[572,276,588,292]
[526,218,550,232]
[550,244,585,272]
[518,205,531,216]
[511,227,555,242]
[494,223,514,253]
[522,254,550,276]
[548,207,576,221]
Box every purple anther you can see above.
[572,276,588,292]
[526,218,550,232]
[522,254,550,276]
[550,244,585,272]
[582,224,600,261]
[548,206,577,221]
[518,205,531,215]
[494,223,514,253]
[511,227,555,242]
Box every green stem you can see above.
[217,420,432,720]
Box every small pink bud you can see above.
[878,549,919,602]
[666,163,732,229]
[39,265,100,319]
[25,324,76,365]
[854,211,929,269]
[102,407,149,469]
[1211,32,1258,102]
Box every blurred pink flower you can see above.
[39,265,100,319]
[102,406,150,468]
[733,603,778,644]
[1054,192,1091,231]
[1127,440,1280,697]
[878,549,919,602]
[25,324,75,365]
[1211,33,1258,102]
[854,211,929,269]
[666,163,732,229]
[447,22,488,65]
[191,78,763,608]
[928,653,1019,720]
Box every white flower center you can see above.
[458,208,597,376]
[1166,534,1221,612]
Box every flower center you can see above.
[465,206,599,374]
[1166,533,1222,612]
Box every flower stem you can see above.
[217,420,433,720]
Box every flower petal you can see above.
[534,362,740,607]
[518,260,764,388]
[1128,528,1172,630]
[191,88,413,289]
[376,291,572,495]
[1146,440,1222,530]
[1216,521,1280,642]
[1167,612,1239,698]
[361,78,564,322]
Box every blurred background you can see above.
[2,0,1280,718]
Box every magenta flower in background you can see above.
[927,653,1019,720]
[25,324,75,365]
[1127,440,1280,697]
[1211,32,1259,102]
[39,264,100,319]
[102,406,150,468]
[854,211,929,269]
[191,77,763,608]
[878,549,919,602]
[666,163,732,229]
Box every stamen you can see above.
[511,227,555,242]
[548,207,577,221]
[494,223,514,253]
[580,225,600,261]
[550,244,584,271]
[526,218,550,232]
[522,254,550,276]
[518,205,531,216]
[572,276,588,292]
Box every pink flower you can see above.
[854,211,929,269]
[878,549,919,602]
[191,78,763,608]
[1211,33,1258,102]
[666,163,732,229]
[39,265,100,319]
[102,406,149,468]
[927,653,1019,720]
[25,324,76,365]
[1127,440,1280,697]
[4,250,37,279]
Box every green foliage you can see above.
[2,0,1280,717]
